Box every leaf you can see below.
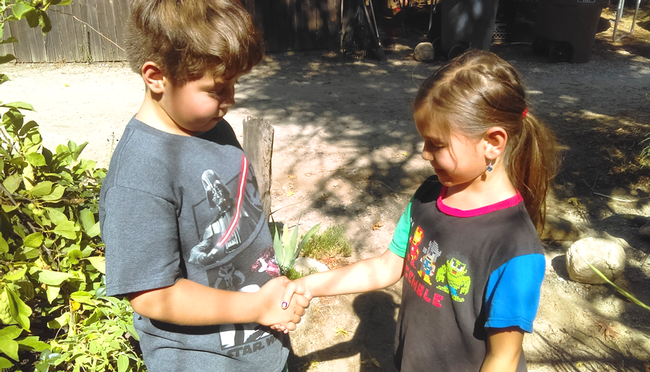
[53,220,78,239]
[17,336,49,351]
[45,208,68,225]
[38,11,52,34]
[5,287,31,331]
[85,257,105,274]
[0,54,16,64]
[35,270,74,286]
[0,37,17,45]
[0,357,13,368]
[11,2,35,19]
[2,174,22,194]
[67,248,82,264]
[86,222,100,238]
[70,291,95,306]
[289,222,300,260]
[3,267,27,282]
[42,185,65,201]
[298,223,321,253]
[79,209,95,232]
[0,234,8,254]
[25,152,46,167]
[23,232,43,248]
[0,74,10,85]
[45,285,60,304]
[272,223,284,267]
[1,101,34,111]
[27,181,53,197]
[117,354,130,372]
[0,333,20,361]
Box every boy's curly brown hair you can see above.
[125,0,264,85]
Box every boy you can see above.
[98,1,309,371]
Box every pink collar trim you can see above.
[437,186,523,217]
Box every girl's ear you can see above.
[484,126,508,159]
[141,61,166,94]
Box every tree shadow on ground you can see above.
[288,292,400,372]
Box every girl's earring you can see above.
[486,160,493,172]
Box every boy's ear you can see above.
[484,126,508,159]
[141,61,166,94]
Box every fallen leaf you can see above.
[334,326,348,338]
[372,222,383,230]
[361,357,381,367]
[288,174,296,179]
[286,190,295,196]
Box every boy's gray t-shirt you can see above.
[99,118,288,372]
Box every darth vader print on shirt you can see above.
[188,156,264,268]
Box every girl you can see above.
[277,49,557,372]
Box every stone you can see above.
[541,215,580,241]
[293,257,329,275]
[639,222,650,238]
[413,42,434,62]
[566,237,626,284]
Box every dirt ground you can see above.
[1,5,649,372]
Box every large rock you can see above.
[566,237,626,284]
[293,257,329,275]
[414,42,434,62]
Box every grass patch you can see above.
[301,224,353,261]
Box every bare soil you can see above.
[1,5,649,372]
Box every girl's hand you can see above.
[270,277,313,333]
[254,276,310,330]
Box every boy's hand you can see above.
[270,277,313,333]
[254,276,309,331]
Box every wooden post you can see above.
[242,117,274,219]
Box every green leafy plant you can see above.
[0,1,145,370]
[271,216,320,276]
[301,224,352,261]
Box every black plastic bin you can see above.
[438,0,500,59]
[534,0,607,63]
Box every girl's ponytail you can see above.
[507,111,558,231]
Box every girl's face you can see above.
[416,120,488,188]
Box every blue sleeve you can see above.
[388,199,412,258]
[484,253,546,333]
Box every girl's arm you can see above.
[128,276,309,330]
[480,327,524,372]
[280,248,404,306]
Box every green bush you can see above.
[1,1,145,371]
[300,224,352,261]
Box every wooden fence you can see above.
[0,0,341,63]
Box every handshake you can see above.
[256,275,311,333]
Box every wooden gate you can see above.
[0,0,340,63]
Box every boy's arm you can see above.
[480,327,524,372]
[128,276,309,330]
[281,248,404,304]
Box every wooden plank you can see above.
[72,0,91,62]
[8,18,34,62]
[57,5,82,62]
[25,20,47,62]
[112,0,128,60]
[84,0,105,62]
[242,117,274,219]
[96,0,119,61]
[0,21,16,58]
[44,10,66,62]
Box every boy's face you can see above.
[159,73,241,135]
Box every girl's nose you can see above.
[421,148,433,161]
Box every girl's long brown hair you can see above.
[413,49,558,231]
